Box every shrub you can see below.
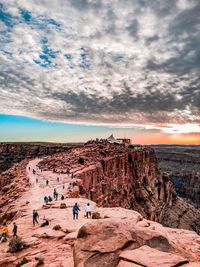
[92,212,101,219]
[9,237,26,253]
[78,157,84,165]
[60,203,67,209]
[15,257,29,267]
[35,256,44,266]
[53,224,62,231]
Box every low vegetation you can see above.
[9,237,27,253]
[15,257,29,267]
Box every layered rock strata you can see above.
[0,142,80,173]
[153,146,200,208]
[38,141,200,232]
[0,160,29,224]
[74,208,200,267]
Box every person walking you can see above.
[85,203,92,218]
[12,222,17,237]
[33,210,39,226]
[72,203,80,220]
[0,223,9,242]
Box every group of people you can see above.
[0,222,17,243]
[33,210,49,227]
[72,202,93,220]
[43,189,65,205]
[44,195,53,204]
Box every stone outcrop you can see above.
[73,208,200,267]
[153,145,200,208]
[39,141,174,223]
[1,154,200,266]
[0,142,80,173]
[0,160,29,224]
[38,141,200,233]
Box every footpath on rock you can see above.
[0,157,96,267]
[1,143,200,267]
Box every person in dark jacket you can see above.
[12,222,17,237]
[33,210,39,226]
[72,203,80,220]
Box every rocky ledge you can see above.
[74,207,200,267]
[38,141,200,233]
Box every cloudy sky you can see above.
[0,0,200,144]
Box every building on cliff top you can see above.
[107,134,131,145]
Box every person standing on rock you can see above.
[85,203,92,218]
[73,203,80,220]
[12,222,17,237]
[36,177,38,183]
[33,210,39,226]
[46,180,49,186]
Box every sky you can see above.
[0,0,200,144]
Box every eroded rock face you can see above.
[0,160,29,223]
[39,142,174,223]
[0,142,79,173]
[73,214,200,267]
[38,142,200,233]
[153,145,200,208]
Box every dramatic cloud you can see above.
[0,0,200,133]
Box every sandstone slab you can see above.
[120,245,189,267]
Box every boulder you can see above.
[120,245,188,267]
[73,218,176,267]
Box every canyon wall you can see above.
[38,141,200,232]
[153,145,200,208]
[0,160,29,224]
[0,142,80,173]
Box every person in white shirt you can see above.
[85,203,92,218]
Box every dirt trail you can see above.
[0,157,95,267]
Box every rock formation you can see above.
[0,142,80,173]
[38,141,200,233]
[1,145,200,266]
[153,145,200,208]
[74,208,200,267]
[0,160,29,224]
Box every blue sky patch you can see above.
[0,3,17,28]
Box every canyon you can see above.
[0,142,80,173]
[153,145,200,208]
[0,141,200,266]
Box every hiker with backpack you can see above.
[73,203,80,220]
[0,223,9,242]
